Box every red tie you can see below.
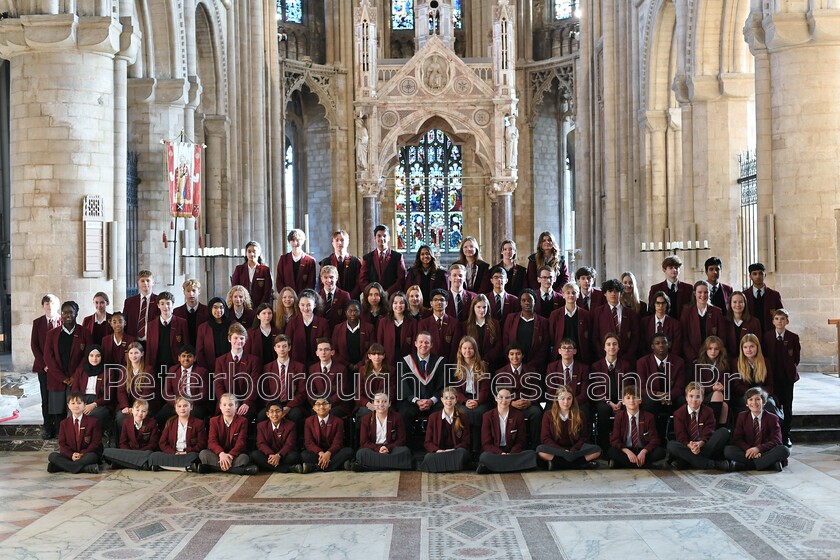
[233,355,239,365]
[138,296,148,339]
[656,320,663,334]
[691,411,700,441]
[279,363,287,400]
[753,416,761,447]
[564,367,571,386]
[631,416,640,448]
[180,369,189,397]
[323,366,329,375]
[612,306,620,333]
[319,419,328,447]
[75,418,81,449]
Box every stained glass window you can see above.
[453,0,462,29]
[285,0,302,24]
[392,0,414,30]
[275,0,283,21]
[554,0,577,20]
[395,130,463,254]
[284,142,296,232]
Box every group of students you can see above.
[33,225,797,475]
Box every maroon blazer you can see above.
[731,363,776,402]
[82,314,113,342]
[424,410,471,451]
[284,314,330,366]
[195,321,229,370]
[320,253,363,299]
[376,318,417,371]
[577,288,607,311]
[173,302,209,325]
[709,282,733,311]
[763,330,801,384]
[44,326,92,391]
[446,290,477,323]
[119,416,160,451]
[679,305,726,363]
[588,357,632,403]
[307,361,350,410]
[526,254,569,292]
[465,319,503,370]
[453,369,491,406]
[259,359,307,408]
[610,409,660,453]
[463,260,492,294]
[304,414,345,455]
[359,410,407,451]
[481,407,527,454]
[726,317,762,359]
[540,411,589,451]
[672,405,717,445]
[213,352,262,411]
[71,367,113,410]
[207,414,249,456]
[30,315,55,372]
[158,416,206,454]
[359,248,408,296]
[356,366,398,412]
[100,333,135,369]
[591,304,640,361]
[232,262,274,306]
[331,321,376,372]
[743,286,784,332]
[58,414,102,457]
[548,307,594,364]
[498,263,527,297]
[640,315,683,358]
[731,410,783,453]
[502,314,551,372]
[122,293,160,337]
[405,267,449,302]
[116,366,157,409]
[636,353,686,402]
[230,308,255,329]
[318,288,351,330]
[534,290,564,319]
[276,252,317,294]
[418,313,463,363]
[493,364,540,402]
[545,360,589,405]
[245,326,282,364]
[647,281,693,319]
[486,291,521,330]
[164,364,211,406]
[144,316,189,370]
[255,418,297,457]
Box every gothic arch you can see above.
[131,0,189,80]
[645,1,677,111]
[377,110,494,180]
[284,69,339,129]
[195,1,228,116]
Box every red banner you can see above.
[166,140,202,218]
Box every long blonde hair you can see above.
[454,336,488,385]
[274,287,299,330]
[551,385,583,440]
[737,333,768,385]
[125,341,146,392]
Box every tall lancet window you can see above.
[554,0,578,20]
[394,130,463,254]
[453,0,462,29]
[276,0,303,24]
[393,0,414,30]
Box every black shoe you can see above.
[784,438,793,448]
[608,459,616,469]
[772,461,783,472]
[242,465,258,475]
[46,463,60,473]
[83,464,100,474]
[186,459,203,473]
[41,429,54,440]
[475,463,489,475]
[729,461,749,472]
[150,465,163,472]
[581,461,599,470]
[713,460,730,472]
[292,463,313,474]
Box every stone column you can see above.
[203,115,230,297]
[745,5,840,370]
[487,180,515,255]
[0,14,121,364]
[358,181,383,254]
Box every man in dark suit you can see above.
[647,256,692,319]
[359,224,407,296]
[320,230,362,299]
[743,262,784,333]
[705,256,733,311]
[397,331,445,433]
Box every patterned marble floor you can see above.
[1,444,840,559]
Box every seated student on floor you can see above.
[250,400,300,473]
[724,387,790,472]
[103,399,160,470]
[351,393,413,472]
[537,385,601,470]
[476,388,537,474]
[297,398,355,473]
[665,382,730,471]
[197,393,257,475]
[71,344,115,447]
[605,385,666,469]
[47,391,103,474]
[420,387,471,473]
[147,396,207,472]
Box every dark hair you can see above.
[273,334,292,346]
[315,337,333,349]
[506,342,524,354]
[489,265,507,279]
[62,300,80,314]
[601,279,622,293]
[158,291,175,303]
[704,256,722,270]
[245,240,265,264]
[748,262,766,273]
[575,266,596,280]
[374,224,389,235]
[430,288,449,301]
[651,290,670,313]
[179,344,197,356]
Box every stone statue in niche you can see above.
[355,116,369,170]
[429,7,440,35]
[424,55,448,92]
[505,115,519,169]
